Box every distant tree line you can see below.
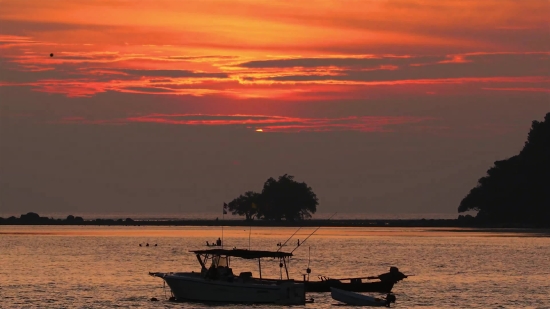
[225,174,319,221]
[0,212,135,225]
[1,211,486,227]
[458,112,550,226]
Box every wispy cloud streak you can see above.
[0,0,548,126]
[57,113,432,132]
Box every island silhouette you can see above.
[459,112,549,227]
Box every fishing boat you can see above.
[302,277,395,292]
[331,287,396,307]
[269,215,407,294]
[149,248,306,305]
[300,267,407,292]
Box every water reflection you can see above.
[0,226,548,308]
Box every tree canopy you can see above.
[458,112,550,226]
[227,191,261,221]
[226,174,318,221]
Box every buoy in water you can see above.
[50,53,54,57]
[150,297,158,301]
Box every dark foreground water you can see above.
[1,226,549,308]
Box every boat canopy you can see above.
[190,249,292,259]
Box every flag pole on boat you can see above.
[222,202,228,249]
[249,202,257,250]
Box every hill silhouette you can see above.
[458,112,550,226]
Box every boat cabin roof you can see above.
[190,249,292,259]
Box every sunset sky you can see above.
[1,0,549,218]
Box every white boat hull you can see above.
[158,272,306,305]
[331,287,389,307]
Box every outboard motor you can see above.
[379,266,408,283]
[385,293,396,307]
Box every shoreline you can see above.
[1,218,548,229]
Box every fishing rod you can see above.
[290,212,337,254]
[276,226,303,252]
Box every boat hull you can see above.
[330,287,388,307]
[158,273,306,305]
[302,279,394,293]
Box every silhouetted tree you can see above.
[227,174,319,221]
[20,212,40,221]
[458,112,550,225]
[227,191,261,221]
[259,174,318,221]
[66,215,75,221]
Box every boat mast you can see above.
[258,258,262,279]
[283,257,289,280]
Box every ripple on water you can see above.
[0,226,549,309]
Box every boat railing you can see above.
[204,275,294,286]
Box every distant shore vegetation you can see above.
[0,212,547,228]
[458,112,550,227]
[225,174,318,221]
[0,212,136,225]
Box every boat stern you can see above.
[276,281,306,305]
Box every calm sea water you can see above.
[1,226,549,308]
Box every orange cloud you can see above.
[0,0,548,116]
[57,113,433,133]
[2,49,548,98]
[482,87,550,93]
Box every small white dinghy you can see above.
[330,287,396,307]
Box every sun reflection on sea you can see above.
[0,226,548,308]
